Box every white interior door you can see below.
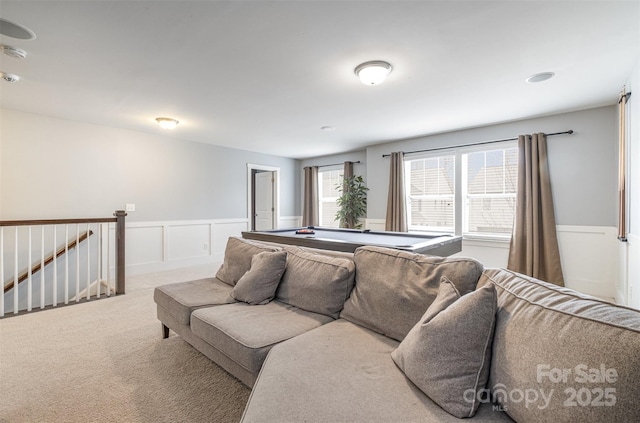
[255,171,275,230]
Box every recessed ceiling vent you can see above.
[0,45,27,59]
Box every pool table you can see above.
[242,227,462,256]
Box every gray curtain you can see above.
[618,87,628,240]
[302,166,319,227]
[343,161,354,182]
[385,152,407,232]
[508,133,564,286]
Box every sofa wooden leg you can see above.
[162,324,170,339]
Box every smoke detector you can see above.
[0,72,20,83]
[0,45,27,59]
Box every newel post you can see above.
[114,210,127,295]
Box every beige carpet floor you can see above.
[0,264,251,423]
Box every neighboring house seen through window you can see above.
[404,142,517,239]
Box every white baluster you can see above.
[96,224,101,299]
[86,223,90,300]
[64,225,69,305]
[107,223,111,297]
[53,226,58,307]
[0,227,4,317]
[75,224,80,302]
[14,226,18,314]
[40,226,45,309]
[27,226,32,312]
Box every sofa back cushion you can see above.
[275,247,355,319]
[216,237,282,286]
[479,268,640,423]
[341,246,484,342]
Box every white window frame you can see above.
[404,154,456,233]
[318,166,343,228]
[404,141,517,240]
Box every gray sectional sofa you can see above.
[154,236,640,422]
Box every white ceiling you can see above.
[1,1,638,159]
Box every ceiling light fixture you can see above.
[156,117,179,129]
[0,45,27,59]
[0,18,36,40]
[354,60,393,85]
[0,72,20,83]
[526,72,555,83]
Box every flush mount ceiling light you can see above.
[156,117,179,129]
[0,72,20,83]
[354,60,393,85]
[0,18,36,40]
[526,72,555,83]
[0,45,27,59]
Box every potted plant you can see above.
[335,175,369,229]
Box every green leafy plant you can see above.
[335,175,369,229]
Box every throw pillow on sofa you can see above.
[391,280,497,419]
[341,246,484,341]
[216,237,282,286]
[275,247,355,319]
[231,251,287,305]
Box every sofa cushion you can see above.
[392,280,497,418]
[275,247,355,318]
[231,251,287,305]
[153,277,235,325]
[341,246,484,341]
[191,301,333,374]
[216,237,282,286]
[480,268,640,423]
[241,319,514,423]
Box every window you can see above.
[405,143,517,238]
[463,148,517,236]
[405,156,455,232]
[318,169,343,227]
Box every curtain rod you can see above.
[317,160,361,168]
[619,91,632,104]
[381,130,574,158]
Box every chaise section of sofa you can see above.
[241,318,514,423]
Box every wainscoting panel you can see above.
[126,225,164,267]
[279,216,301,229]
[126,219,248,276]
[556,226,618,300]
[167,223,210,261]
[212,220,250,258]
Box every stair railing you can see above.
[0,210,126,317]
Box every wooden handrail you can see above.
[0,217,117,227]
[3,230,94,294]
